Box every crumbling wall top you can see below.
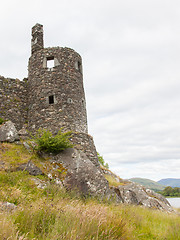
[31,23,44,54]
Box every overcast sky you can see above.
[0,0,180,181]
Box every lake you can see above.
[167,198,180,208]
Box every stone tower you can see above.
[0,24,99,166]
[28,24,98,166]
[28,23,88,134]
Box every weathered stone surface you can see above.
[17,160,43,176]
[46,148,111,197]
[28,24,88,135]
[31,150,174,212]
[0,201,17,212]
[23,141,32,152]
[18,125,28,139]
[0,121,20,142]
[0,77,28,131]
[112,182,173,212]
[71,133,99,167]
[31,178,47,189]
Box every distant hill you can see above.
[158,178,180,188]
[129,178,165,191]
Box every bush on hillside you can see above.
[32,128,73,153]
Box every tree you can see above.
[159,186,180,197]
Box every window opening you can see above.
[47,56,54,68]
[49,95,54,104]
[78,61,81,72]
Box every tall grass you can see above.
[12,198,129,240]
[1,184,179,240]
[0,143,180,240]
[114,204,180,240]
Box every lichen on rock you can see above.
[0,121,20,143]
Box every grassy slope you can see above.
[130,177,165,191]
[0,142,180,240]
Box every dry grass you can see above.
[0,193,131,240]
[104,174,128,187]
[0,142,180,240]
[1,191,179,240]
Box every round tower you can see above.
[28,24,88,134]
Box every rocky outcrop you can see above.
[112,182,173,212]
[17,160,43,176]
[101,167,174,212]
[0,121,19,142]
[36,149,174,212]
[40,148,111,197]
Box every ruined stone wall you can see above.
[28,47,88,134]
[0,76,28,130]
[71,133,99,167]
[31,24,44,54]
[0,23,99,167]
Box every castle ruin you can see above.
[0,24,98,166]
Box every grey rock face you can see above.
[0,121,20,142]
[112,182,173,212]
[47,148,111,197]
[35,150,174,212]
[17,160,43,176]
[31,178,47,189]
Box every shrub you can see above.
[32,128,73,153]
[97,152,109,169]
[0,117,5,125]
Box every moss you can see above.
[39,161,67,181]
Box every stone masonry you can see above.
[0,76,28,130]
[0,23,99,166]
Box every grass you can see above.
[104,174,123,187]
[0,142,34,168]
[0,142,180,240]
[104,173,129,187]
[1,185,180,240]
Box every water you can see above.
[167,198,180,208]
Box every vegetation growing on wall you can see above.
[0,117,5,125]
[32,128,73,153]
[97,152,109,169]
